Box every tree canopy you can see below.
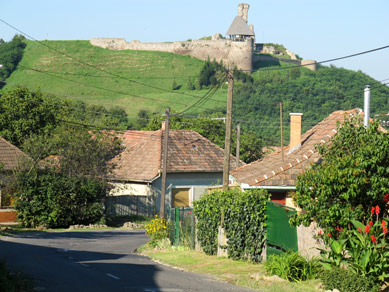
[290,116,389,233]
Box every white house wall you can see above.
[109,182,154,197]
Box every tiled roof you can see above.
[110,130,244,182]
[231,109,362,187]
[0,136,30,171]
[226,16,255,36]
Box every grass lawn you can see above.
[142,247,322,292]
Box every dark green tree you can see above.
[290,117,389,233]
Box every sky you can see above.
[1,0,389,82]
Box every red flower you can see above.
[382,220,387,228]
[358,227,363,233]
[371,235,377,243]
[318,230,323,235]
[365,225,371,233]
[328,233,332,238]
[375,205,380,216]
[383,227,387,236]
[369,221,374,227]
[371,207,375,215]
[385,193,389,202]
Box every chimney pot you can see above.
[289,113,303,152]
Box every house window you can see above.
[172,188,191,207]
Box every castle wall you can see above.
[90,38,253,73]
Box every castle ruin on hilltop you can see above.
[90,4,316,72]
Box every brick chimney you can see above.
[289,113,303,152]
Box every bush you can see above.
[264,252,320,282]
[14,168,105,228]
[145,215,169,247]
[193,189,269,262]
[320,266,380,292]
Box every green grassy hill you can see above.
[2,40,227,118]
[3,39,389,145]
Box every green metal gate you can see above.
[266,201,298,256]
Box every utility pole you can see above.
[160,107,170,217]
[235,124,241,168]
[280,102,284,161]
[223,70,234,191]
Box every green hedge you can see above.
[193,189,269,262]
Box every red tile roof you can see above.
[231,109,362,187]
[110,130,243,182]
[0,136,30,171]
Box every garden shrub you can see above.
[320,266,380,292]
[14,168,105,228]
[145,215,169,247]
[193,189,269,262]
[264,251,320,282]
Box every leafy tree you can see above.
[0,35,26,88]
[290,117,389,233]
[0,87,61,147]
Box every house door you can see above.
[172,188,190,207]
[266,201,298,256]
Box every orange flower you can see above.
[383,227,387,236]
[365,225,371,233]
[371,235,377,243]
[371,206,375,215]
[358,227,363,233]
[328,233,332,238]
[369,221,374,227]
[382,220,387,228]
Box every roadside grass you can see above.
[2,40,226,116]
[142,247,321,292]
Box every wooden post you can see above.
[223,70,234,191]
[280,102,284,161]
[160,107,170,217]
[236,124,241,168]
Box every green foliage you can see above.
[0,258,33,292]
[193,189,269,262]
[320,266,380,292]
[236,65,389,145]
[14,168,105,228]
[0,86,129,149]
[290,117,389,232]
[319,207,389,283]
[0,35,26,88]
[0,86,60,147]
[264,251,320,282]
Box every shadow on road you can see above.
[0,231,163,292]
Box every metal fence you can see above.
[167,207,195,249]
[106,195,154,217]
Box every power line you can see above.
[249,45,389,73]
[17,64,225,112]
[0,18,227,104]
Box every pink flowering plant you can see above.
[319,196,389,283]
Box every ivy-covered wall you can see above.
[193,189,269,262]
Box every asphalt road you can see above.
[0,229,257,292]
